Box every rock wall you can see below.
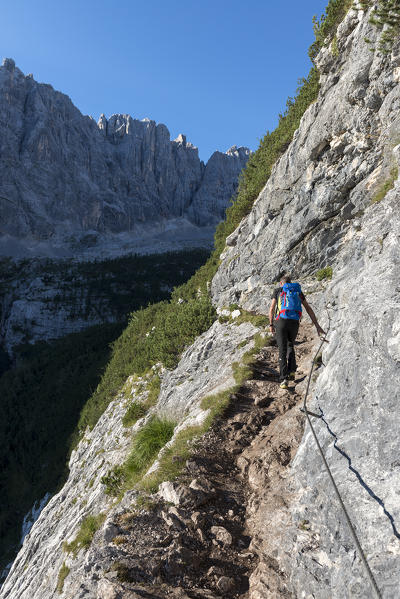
[0,260,115,352]
[0,59,249,254]
[211,6,400,598]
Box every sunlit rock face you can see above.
[0,58,249,254]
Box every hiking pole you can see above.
[302,310,382,599]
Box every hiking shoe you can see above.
[280,380,289,389]
[289,372,296,380]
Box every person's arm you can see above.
[301,297,326,337]
[268,298,277,334]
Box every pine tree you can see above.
[369,0,400,53]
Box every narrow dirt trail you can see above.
[99,323,318,599]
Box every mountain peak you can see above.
[2,57,15,71]
[0,62,249,257]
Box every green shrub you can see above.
[309,0,353,61]
[369,0,400,53]
[127,417,176,472]
[122,402,148,427]
[140,424,206,492]
[371,166,398,204]
[100,466,126,497]
[56,562,70,594]
[63,513,106,556]
[316,266,333,281]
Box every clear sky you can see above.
[1,0,329,161]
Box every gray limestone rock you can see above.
[0,60,249,255]
[210,6,400,598]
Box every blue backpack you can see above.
[277,282,302,320]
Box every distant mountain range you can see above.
[0,58,249,258]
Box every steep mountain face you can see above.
[0,58,249,255]
[212,6,400,598]
[1,4,400,599]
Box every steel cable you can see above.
[302,312,382,599]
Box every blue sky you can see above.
[1,0,328,161]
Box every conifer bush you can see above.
[369,0,400,53]
[308,0,353,61]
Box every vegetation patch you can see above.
[233,333,272,382]
[122,374,161,427]
[371,166,398,204]
[232,310,270,328]
[122,402,148,427]
[139,387,238,493]
[316,266,333,281]
[56,562,70,594]
[362,0,400,53]
[78,296,216,435]
[63,513,106,556]
[104,331,272,496]
[140,424,208,493]
[101,416,176,496]
[309,0,353,61]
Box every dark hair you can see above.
[281,274,292,283]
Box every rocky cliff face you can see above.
[1,4,400,599]
[0,58,249,256]
[211,6,400,598]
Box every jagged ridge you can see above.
[0,58,249,252]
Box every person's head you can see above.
[280,274,292,286]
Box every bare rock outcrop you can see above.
[0,59,249,255]
[211,6,400,598]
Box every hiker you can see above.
[268,275,325,389]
